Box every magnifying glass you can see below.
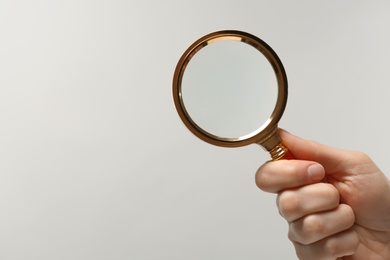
[172,30,294,160]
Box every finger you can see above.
[256,160,325,193]
[277,183,340,222]
[293,228,359,260]
[289,204,355,245]
[279,129,350,173]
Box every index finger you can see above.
[255,160,325,193]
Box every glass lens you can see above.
[181,39,278,138]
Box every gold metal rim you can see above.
[172,30,288,148]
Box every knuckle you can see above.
[287,229,296,242]
[352,151,370,161]
[255,165,269,191]
[255,162,282,192]
[302,215,324,238]
[277,191,300,220]
[340,204,355,226]
[325,230,359,258]
[325,237,342,256]
[346,150,371,165]
[322,183,340,205]
[290,215,324,245]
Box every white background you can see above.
[1,1,390,259]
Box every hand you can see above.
[255,130,390,259]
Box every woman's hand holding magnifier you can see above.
[173,30,390,259]
[256,130,390,259]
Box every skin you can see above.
[255,130,390,259]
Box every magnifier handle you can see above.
[261,131,294,160]
[268,142,295,160]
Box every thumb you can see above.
[279,129,349,172]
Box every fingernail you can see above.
[307,164,325,181]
